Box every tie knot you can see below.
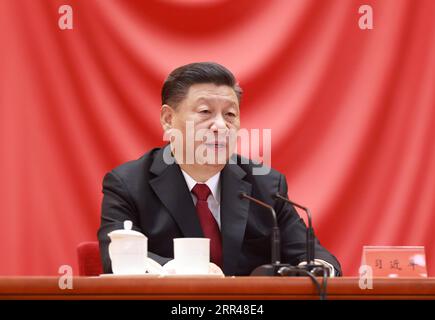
[192,183,211,201]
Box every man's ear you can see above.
[160,104,174,131]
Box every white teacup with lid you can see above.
[108,220,148,275]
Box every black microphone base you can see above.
[250,264,281,276]
[250,263,329,277]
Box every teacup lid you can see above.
[108,220,147,239]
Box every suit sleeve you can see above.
[97,171,171,273]
[275,174,342,276]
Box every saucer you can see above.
[161,273,224,278]
[98,273,159,278]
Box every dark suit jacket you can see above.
[98,145,342,276]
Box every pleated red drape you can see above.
[1,0,434,276]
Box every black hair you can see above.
[161,62,242,108]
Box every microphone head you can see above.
[272,192,281,200]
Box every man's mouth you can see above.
[204,142,227,148]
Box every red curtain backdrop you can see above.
[1,0,434,276]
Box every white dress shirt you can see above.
[181,170,221,229]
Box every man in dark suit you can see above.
[98,62,341,276]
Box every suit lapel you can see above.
[149,146,252,275]
[220,162,252,275]
[149,146,203,238]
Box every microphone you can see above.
[272,193,316,270]
[239,192,329,299]
[239,192,281,266]
[272,192,329,275]
[238,193,317,277]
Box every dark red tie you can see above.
[191,183,223,268]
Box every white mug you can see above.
[173,238,210,275]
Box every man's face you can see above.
[164,83,240,166]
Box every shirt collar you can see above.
[181,169,221,203]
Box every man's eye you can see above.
[199,110,211,114]
[226,112,236,117]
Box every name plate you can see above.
[361,246,427,277]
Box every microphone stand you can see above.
[239,193,284,276]
[239,192,329,299]
[239,192,330,277]
[273,193,315,269]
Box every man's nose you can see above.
[210,114,227,131]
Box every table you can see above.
[1,276,434,300]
